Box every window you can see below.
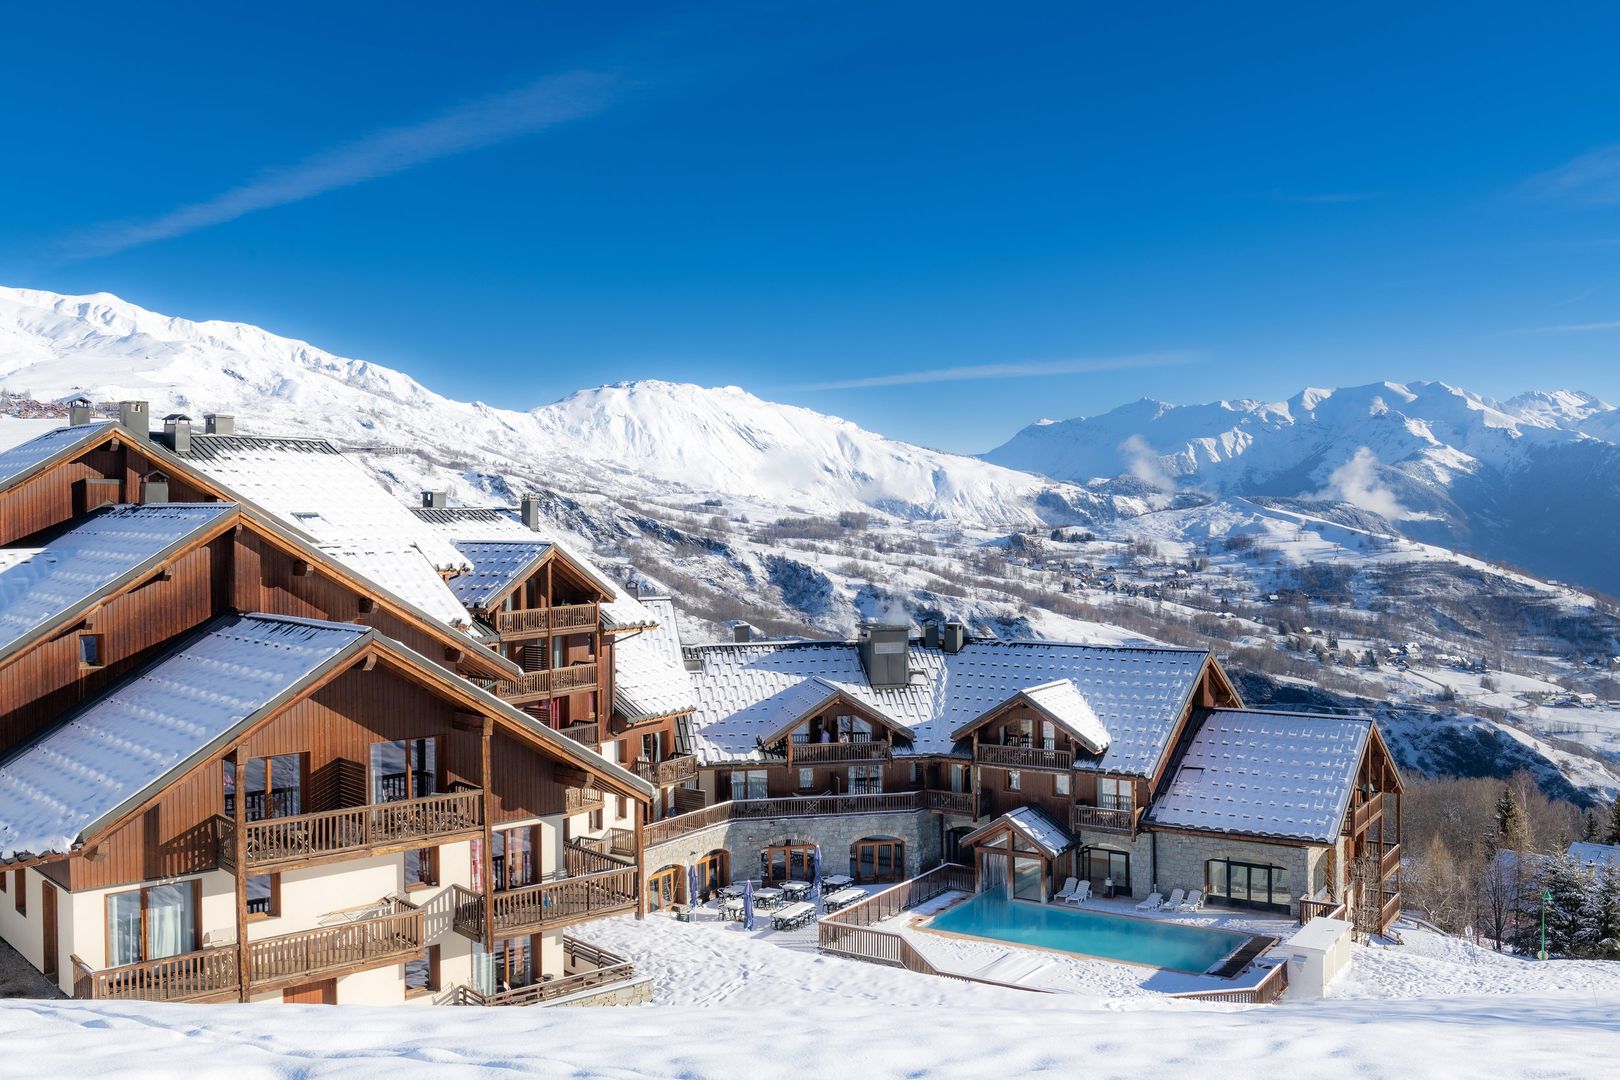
[12,870,23,914]
[847,764,882,795]
[589,808,604,832]
[491,935,535,992]
[949,763,969,793]
[761,844,816,883]
[0,869,7,892]
[474,826,538,892]
[730,769,768,801]
[1055,772,1071,797]
[798,767,814,790]
[405,945,440,996]
[1001,717,1033,747]
[851,838,905,883]
[224,754,304,821]
[1097,776,1133,812]
[246,874,280,919]
[370,738,438,802]
[1006,770,1022,792]
[405,848,438,889]
[1204,859,1292,913]
[79,634,104,667]
[648,865,684,910]
[908,762,921,785]
[1079,847,1131,898]
[106,881,198,966]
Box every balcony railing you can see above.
[634,755,697,786]
[454,937,635,1007]
[564,838,633,876]
[1070,803,1139,835]
[496,662,599,704]
[565,786,605,814]
[450,866,639,940]
[1298,896,1348,924]
[924,789,976,816]
[975,743,1072,771]
[644,791,928,849]
[557,719,600,745]
[72,898,424,1002]
[789,740,891,764]
[1380,843,1402,880]
[1379,891,1402,930]
[214,788,483,873]
[494,603,600,637]
[1344,797,1380,836]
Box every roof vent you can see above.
[924,622,942,650]
[520,493,542,532]
[421,490,448,510]
[205,413,235,435]
[119,400,150,433]
[732,623,755,644]
[942,621,967,654]
[163,415,193,455]
[859,622,911,688]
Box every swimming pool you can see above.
[925,891,1250,973]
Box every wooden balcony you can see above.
[71,898,424,1002]
[496,662,599,705]
[494,603,600,639]
[1379,891,1402,931]
[975,743,1072,771]
[557,719,600,745]
[789,740,891,765]
[924,789,977,816]
[1070,803,1140,836]
[450,866,639,941]
[564,838,633,876]
[215,788,483,874]
[453,937,636,1007]
[1343,797,1380,837]
[565,786,605,814]
[1380,843,1402,880]
[634,754,697,786]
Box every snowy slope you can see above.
[0,286,1105,528]
[985,381,1620,592]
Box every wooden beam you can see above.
[634,799,647,921]
[232,752,249,1002]
[450,712,484,733]
[480,717,496,955]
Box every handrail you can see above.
[496,662,599,701]
[72,947,238,1003]
[643,791,932,849]
[214,788,483,872]
[495,603,600,635]
[450,866,639,940]
[1170,960,1289,1005]
[924,789,976,816]
[975,743,1072,770]
[790,741,891,765]
[634,755,698,786]
[1298,897,1347,924]
[1380,843,1402,880]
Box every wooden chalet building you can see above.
[639,622,1403,935]
[0,409,657,1006]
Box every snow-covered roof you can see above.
[962,805,1076,859]
[0,503,237,662]
[0,614,370,863]
[684,638,1208,774]
[413,505,660,631]
[956,678,1109,754]
[1146,709,1371,844]
[1567,842,1620,870]
[448,540,556,609]
[171,433,473,626]
[0,421,113,493]
[614,596,698,725]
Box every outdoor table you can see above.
[822,874,853,890]
[721,898,744,921]
[781,880,812,900]
[772,901,816,930]
[721,883,749,899]
[752,887,783,910]
[824,887,865,912]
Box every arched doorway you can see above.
[851,837,905,883]
[761,843,815,883]
[695,849,730,898]
[648,864,684,910]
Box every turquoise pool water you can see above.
[927,891,1249,973]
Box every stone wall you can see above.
[552,974,655,1008]
[643,810,946,888]
[1149,831,1323,916]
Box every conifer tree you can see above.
[1495,786,1530,852]
[1606,801,1620,846]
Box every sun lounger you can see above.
[1052,877,1081,902]
[1135,891,1164,911]
[1071,881,1091,905]
[1164,887,1186,911]
[1177,889,1204,913]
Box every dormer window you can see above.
[79,633,104,668]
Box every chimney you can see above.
[924,622,942,650]
[163,414,192,454]
[421,491,448,509]
[859,622,911,688]
[942,621,967,654]
[520,493,542,532]
[732,623,754,644]
[204,413,235,435]
[68,402,93,427]
[119,400,150,433]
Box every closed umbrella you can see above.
[742,878,756,931]
[812,845,823,899]
[688,864,702,909]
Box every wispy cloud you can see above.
[785,351,1200,392]
[1522,144,1620,206]
[1524,319,1620,334]
[62,70,618,260]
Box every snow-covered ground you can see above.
[5,909,1619,1077]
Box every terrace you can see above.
[213,787,484,874]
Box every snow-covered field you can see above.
[5,910,1619,1078]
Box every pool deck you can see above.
[885,891,1295,998]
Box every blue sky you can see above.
[4,2,1620,452]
